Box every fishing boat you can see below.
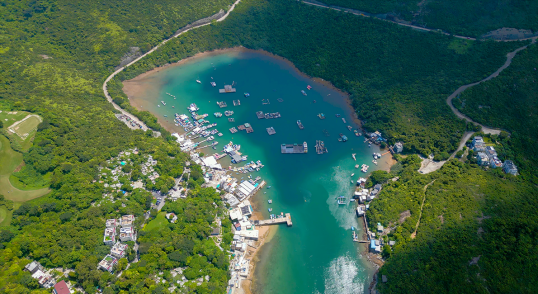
[357,177,367,186]
[354,130,359,136]
[301,90,307,96]
[210,82,216,87]
[342,118,346,123]
[351,226,355,231]
[335,114,341,117]
[355,164,360,169]
[338,133,348,142]
[224,110,234,116]
[361,164,369,173]
[268,208,272,212]
[337,196,346,205]
[157,105,160,107]
[373,160,378,165]
[352,153,356,161]
[307,85,312,90]
[244,93,250,97]
[347,126,352,131]
[351,173,355,177]
[196,80,201,84]
[161,101,166,106]
[172,106,175,108]
[318,113,326,119]
[297,120,304,130]
[218,133,223,137]
[214,112,222,118]
[268,200,272,204]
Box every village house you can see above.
[502,160,518,175]
[103,227,116,245]
[394,142,403,153]
[121,215,135,227]
[106,218,118,228]
[25,261,54,288]
[119,226,137,242]
[477,152,490,166]
[52,280,71,294]
[471,136,486,152]
[485,146,497,157]
[490,156,503,168]
[110,242,129,258]
[98,255,118,273]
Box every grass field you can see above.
[9,172,51,190]
[0,206,11,226]
[143,212,169,231]
[0,111,28,129]
[10,115,41,139]
[0,135,22,175]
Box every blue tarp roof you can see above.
[370,240,376,249]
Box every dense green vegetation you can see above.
[317,0,538,37]
[454,45,538,184]
[113,0,522,158]
[367,150,538,293]
[0,0,236,292]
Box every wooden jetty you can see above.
[254,213,292,227]
[219,85,236,93]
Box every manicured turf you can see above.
[0,135,22,176]
[12,115,41,138]
[0,207,11,226]
[0,175,50,202]
[143,212,169,231]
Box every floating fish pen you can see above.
[245,123,254,133]
[228,118,235,122]
[262,99,270,105]
[281,142,308,154]
[315,140,328,154]
[237,125,246,130]
[256,111,265,119]
[229,127,238,134]
[277,98,284,102]
[265,112,281,119]
[266,127,276,135]
[233,100,241,106]
[219,85,236,93]
[217,101,227,108]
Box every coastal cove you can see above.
[123,48,393,293]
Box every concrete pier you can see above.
[254,213,292,227]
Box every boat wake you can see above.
[323,164,360,230]
[323,255,366,294]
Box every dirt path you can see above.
[102,0,243,131]
[301,1,537,42]
[411,179,436,239]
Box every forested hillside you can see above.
[111,0,522,159]
[0,0,235,292]
[317,0,538,37]
[369,156,538,293]
[454,45,538,184]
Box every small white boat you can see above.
[352,153,356,161]
[351,173,355,177]
[196,80,201,84]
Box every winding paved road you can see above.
[301,1,537,42]
[102,0,243,131]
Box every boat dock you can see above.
[254,213,292,227]
[281,142,308,154]
[219,85,236,93]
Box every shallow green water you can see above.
[128,51,389,293]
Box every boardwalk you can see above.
[254,213,292,227]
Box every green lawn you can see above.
[0,135,22,176]
[143,212,169,231]
[0,207,12,226]
[11,115,41,139]
[9,172,51,190]
[0,111,28,129]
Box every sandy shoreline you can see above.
[122,46,395,292]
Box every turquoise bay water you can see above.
[127,51,390,293]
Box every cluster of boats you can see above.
[231,160,265,174]
[360,164,370,173]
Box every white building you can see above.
[394,142,403,153]
[237,229,259,241]
[103,227,116,245]
[110,242,128,258]
[121,215,135,227]
[98,255,118,273]
[106,219,118,228]
[119,227,137,242]
[502,160,518,175]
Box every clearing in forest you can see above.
[8,114,42,140]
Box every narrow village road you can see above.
[102,0,243,131]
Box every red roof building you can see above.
[53,280,71,294]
